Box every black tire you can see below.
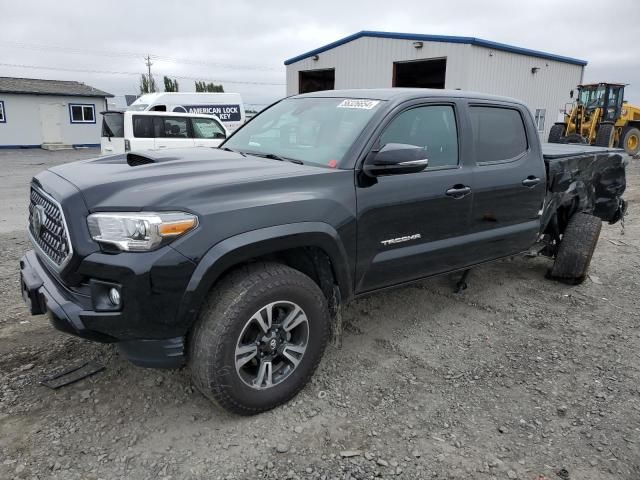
[620,126,640,156]
[548,124,565,143]
[559,133,588,144]
[188,262,330,415]
[550,213,602,284]
[594,123,615,147]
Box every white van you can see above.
[128,92,245,133]
[101,111,228,155]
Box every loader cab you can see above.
[577,83,625,122]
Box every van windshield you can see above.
[223,97,383,168]
[128,104,149,111]
[101,113,124,138]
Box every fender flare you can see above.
[176,222,353,328]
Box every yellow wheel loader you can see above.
[549,82,640,156]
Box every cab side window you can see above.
[191,117,226,139]
[469,106,528,163]
[379,105,458,167]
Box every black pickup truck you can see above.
[20,89,626,414]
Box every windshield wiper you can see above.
[254,152,304,165]
[221,147,246,157]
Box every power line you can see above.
[0,62,285,86]
[0,41,280,71]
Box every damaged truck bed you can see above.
[542,143,627,232]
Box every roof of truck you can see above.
[296,88,522,104]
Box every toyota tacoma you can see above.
[20,89,627,414]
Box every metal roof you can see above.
[0,77,113,97]
[284,31,588,67]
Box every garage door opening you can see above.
[299,69,335,94]
[393,58,447,89]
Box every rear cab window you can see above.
[469,106,528,164]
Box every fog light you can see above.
[108,287,121,306]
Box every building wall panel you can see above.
[286,37,583,139]
[0,93,107,147]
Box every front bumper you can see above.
[19,250,187,368]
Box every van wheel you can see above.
[188,262,330,415]
[549,213,602,284]
[548,124,565,143]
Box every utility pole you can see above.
[144,54,153,79]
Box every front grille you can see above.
[28,186,72,268]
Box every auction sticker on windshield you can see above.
[337,99,380,110]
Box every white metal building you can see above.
[0,77,113,149]
[285,31,587,139]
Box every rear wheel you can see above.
[594,123,615,147]
[548,124,566,143]
[550,213,602,284]
[621,126,640,156]
[189,262,330,415]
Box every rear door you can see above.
[153,116,194,149]
[191,116,227,147]
[355,100,475,293]
[466,102,546,261]
[100,112,125,155]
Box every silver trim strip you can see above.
[29,185,74,271]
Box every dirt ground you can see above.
[1,148,639,480]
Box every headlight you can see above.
[87,212,198,251]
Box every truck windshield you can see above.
[223,97,383,168]
[127,104,149,111]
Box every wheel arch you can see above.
[176,222,353,329]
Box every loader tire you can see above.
[620,126,640,156]
[548,124,565,143]
[550,212,602,284]
[594,123,615,148]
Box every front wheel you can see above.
[594,123,615,147]
[188,262,330,415]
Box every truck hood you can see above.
[48,147,338,211]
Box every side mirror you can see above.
[363,143,429,176]
[570,90,574,99]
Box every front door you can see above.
[466,103,546,261]
[355,102,474,293]
[39,104,63,144]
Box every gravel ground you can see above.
[1,149,639,480]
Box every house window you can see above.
[534,108,546,132]
[69,104,96,123]
[0,101,5,123]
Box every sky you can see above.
[1,0,639,109]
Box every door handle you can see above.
[445,185,472,198]
[522,176,541,188]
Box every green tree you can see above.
[139,74,157,94]
[163,76,179,92]
[195,81,224,92]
